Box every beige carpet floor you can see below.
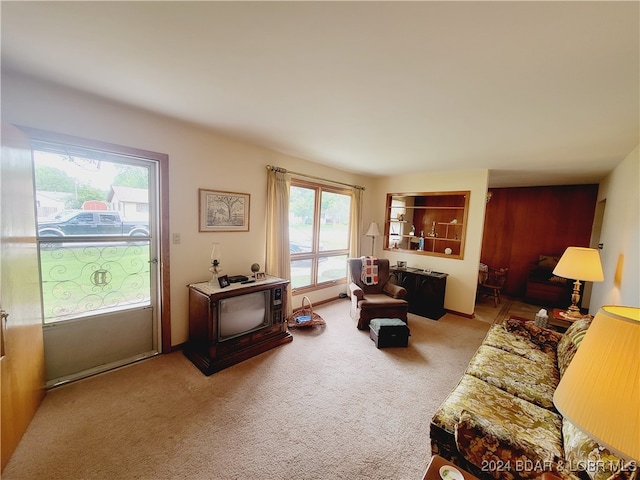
[3,299,517,480]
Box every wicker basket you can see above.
[288,296,325,328]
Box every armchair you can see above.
[347,258,408,330]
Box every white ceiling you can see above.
[2,1,638,187]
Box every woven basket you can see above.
[288,296,325,328]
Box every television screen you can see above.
[218,290,269,341]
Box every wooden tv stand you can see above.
[184,277,292,375]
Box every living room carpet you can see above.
[3,299,491,480]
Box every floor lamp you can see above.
[365,222,381,256]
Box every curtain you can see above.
[266,168,293,318]
[348,186,364,294]
[350,186,364,258]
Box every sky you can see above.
[34,150,125,191]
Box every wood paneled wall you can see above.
[481,185,599,297]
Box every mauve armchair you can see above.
[347,258,408,330]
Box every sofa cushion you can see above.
[432,374,563,468]
[556,317,593,377]
[482,324,557,365]
[465,345,559,410]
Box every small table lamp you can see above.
[208,243,222,285]
[365,222,382,256]
[552,246,604,318]
[553,306,639,462]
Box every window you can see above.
[289,180,352,290]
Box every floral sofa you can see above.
[430,317,629,480]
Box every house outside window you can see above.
[289,179,351,290]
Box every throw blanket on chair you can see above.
[361,256,379,286]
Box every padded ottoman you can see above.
[369,318,410,348]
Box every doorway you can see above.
[29,131,170,387]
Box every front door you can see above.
[31,136,162,387]
[0,124,46,470]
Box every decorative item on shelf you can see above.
[251,263,260,278]
[418,231,425,251]
[409,224,415,236]
[427,221,438,237]
[444,247,453,255]
[553,305,639,462]
[365,222,382,255]
[552,247,604,318]
[208,243,222,285]
[450,218,458,224]
[396,213,404,221]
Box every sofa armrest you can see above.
[348,282,364,300]
[383,283,407,299]
[455,409,569,480]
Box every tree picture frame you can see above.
[199,189,250,232]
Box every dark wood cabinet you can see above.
[184,277,292,375]
[524,265,574,308]
[390,267,448,320]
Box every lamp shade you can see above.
[553,247,604,282]
[365,222,382,237]
[553,306,640,461]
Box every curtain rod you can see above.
[266,165,365,191]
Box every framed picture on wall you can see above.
[199,189,250,232]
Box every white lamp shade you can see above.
[553,247,604,282]
[365,222,382,237]
[553,306,640,461]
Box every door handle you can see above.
[149,258,158,265]
[0,310,8,322]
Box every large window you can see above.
[289,180,352,290]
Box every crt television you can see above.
[217,286,283,342]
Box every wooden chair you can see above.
[478,267,508,307]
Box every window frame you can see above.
[289,178,352,293]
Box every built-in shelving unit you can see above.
[384,191,470,259]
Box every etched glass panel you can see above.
[40,240,151,323]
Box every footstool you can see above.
[369,318,410,348]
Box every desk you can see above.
[422,455,479,480]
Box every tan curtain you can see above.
[348,186,364,294]
[350,186,363,258]
[266,168,293,317]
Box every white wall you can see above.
[372,170,489,316]
[1,71,372,346]
[590,146,640,310]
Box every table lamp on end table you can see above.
[552,246,604,318]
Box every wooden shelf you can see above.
[385,191,469,258]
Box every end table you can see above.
[422,455,479,480]
[549,308,592,331]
